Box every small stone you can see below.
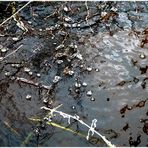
[101,12,107,17]
[82,82,87,87]
[26,94,31,100]
[72,23,77,28]
[87,90,92,96]
[75,53,83,60]
[28,71,33,75]
[10,76,15,80]
[75,82,81,88]
[87,67,92,72]
[56,44,64,50]
[43,98,48,103]
[12,37,19,41]
[28,21,32,24]
[37,73,41,77]
[68,70,74,76]
[95,68,99,72]
[140,54,146,59]
[111,7,118,12]
[1,48,7,53]
[64,17,71,22]
[5,72,11,76]
[56,60,63,64]
[64,6,69,12]
[11,64,15,67]
[71,105,76,110]
[24,67,31,72]
[90,97,95,101]
[53,76,61,83]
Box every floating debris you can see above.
[58,31,67,36]
[36,73,41,77]
[139,54,146,59]
[75,82,81,88]
[26,94,31,100]
[90,97,95,101]
[24,67,31,72]
[53,76,61,83]
[82,82,87,87]
[87,90,92,96]
[87,67,93,72]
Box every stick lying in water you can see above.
[0,1,33,27]
[41,105,115,147]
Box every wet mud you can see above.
[0,1,148,147]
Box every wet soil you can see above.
[0,1,148,147]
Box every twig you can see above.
[85,1,94,33]
[41,105,115,147]
[16,77,51,90]
[0,44,23,61]
[0,1,33,27]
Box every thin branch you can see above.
[0,1,33,27]
[0,44,23,61]
[41,105,115,147]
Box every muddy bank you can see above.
[0,1,148,146]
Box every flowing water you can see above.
[0,1,148,147]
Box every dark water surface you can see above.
[0,1,148,146]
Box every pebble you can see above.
[139,54,146,59]
[57,60,63,64]
[95,68,99,72]
[12,37,19,41]
[37,73,41,77]
[87,67,92,72]
[1,48,7,53]
[28,71,33,76]
[82,82,87,87]
[64,6,69,12]
[68,70,74,76]
[64,17,71,22]
[71,105,76,110]
[26,94,31,100]
[87,90,92,96]
[90,97,95,101]
[5,72,11,76]
[24,67,31,72]
[53,76,61,83]
[75,82,81,88]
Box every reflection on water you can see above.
[0,1,148,147]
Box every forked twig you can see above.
[41,105,115,147]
